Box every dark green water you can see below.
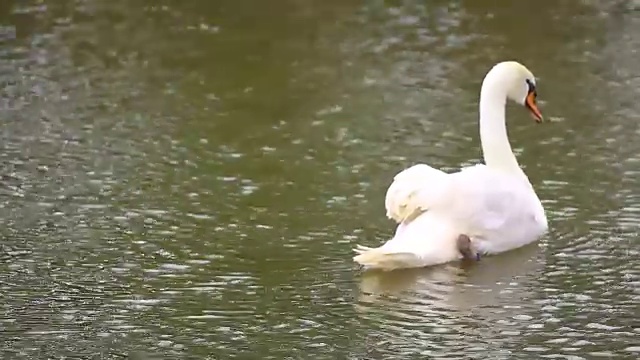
[1,1,639,359]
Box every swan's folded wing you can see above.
[449,165,531,234]
[384,164,451,224]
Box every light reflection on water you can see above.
[0,0,639,359]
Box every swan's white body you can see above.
[354,61,548,271]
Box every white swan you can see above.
[353,61,548,271]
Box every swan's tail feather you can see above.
[353,246,423,271]
[354,244,373,254]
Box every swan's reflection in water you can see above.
[355,243,545,357]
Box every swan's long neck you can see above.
[479,76,522,175]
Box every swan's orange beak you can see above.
[525,91,543,123]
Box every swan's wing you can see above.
[449,165,533,234]
[384,163,534,232]
[384,164,452,224]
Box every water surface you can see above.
[1,1,639,359]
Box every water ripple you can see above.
[2,1,640,359]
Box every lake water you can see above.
[1,1,639,359]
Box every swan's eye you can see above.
[525,79,536,96]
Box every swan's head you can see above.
[487,61,544,123]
